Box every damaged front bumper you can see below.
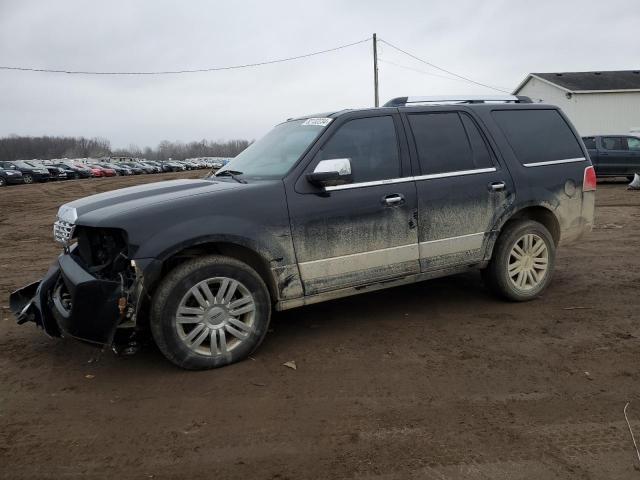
[10,249,134,346]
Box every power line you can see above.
[0,37,371,75]
[380,58,470,83]
[380,58,512,91]
[378,38,511,94]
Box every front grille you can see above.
[53,219,75,245]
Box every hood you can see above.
[58,179,242,225]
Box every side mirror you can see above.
[306,158,353,187]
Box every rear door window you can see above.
[408,112,493,174]
[602,137,628,151]
[582,137,596,149]
[492,109,583,165]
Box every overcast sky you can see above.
[0,0,638,148]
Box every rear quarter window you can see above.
[492,109,583,165]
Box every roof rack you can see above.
[383,95,533,107]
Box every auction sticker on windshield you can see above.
[302,118,332,127]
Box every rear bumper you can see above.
[559,190,595,245]
[10,252,122,345]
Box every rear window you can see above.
[492,109,583,165]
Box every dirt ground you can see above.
[1,173,639,479]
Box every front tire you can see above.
[482,220,556,301]
[150,255,271,370]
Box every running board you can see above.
[274,264,477,311]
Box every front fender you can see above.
[132,216,293,265]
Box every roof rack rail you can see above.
[383,95,532,107]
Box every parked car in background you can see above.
[210,159,230,169]
[49,163,80,179]
[59,161,98,177]
[83,164,105,177]
[138,161,162,173]
[132,162,157,174]
[97,163,132,176]
[11,95,596,370]
[184,160,203,169]
[53,163,92,179]
[143,160,167,172]
[40,164,68,181]
[583,135,640,180]
[0,166,24,186]
[88,164,117,177]
[161,161,186,172]
[117,162,144,175]
[171,160,190,170]
[0,160,50,183]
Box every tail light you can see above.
[583,166,596,192]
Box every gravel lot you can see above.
[1,173,639,479]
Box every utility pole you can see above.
[373,33,379,107]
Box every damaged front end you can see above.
[10,215,145,350]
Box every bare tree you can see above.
[0,136,248,161]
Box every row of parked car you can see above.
[0,158,228,187]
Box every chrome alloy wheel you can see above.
[175,277,256,356]
[507,233,549,291]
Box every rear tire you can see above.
[23,174,33,184]
[0,177,6,187]
[482,220,556,301]
[150,255,271,370]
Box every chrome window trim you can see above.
[324,167,497,191]
[413,167,496,181]
[522,157,586,168]
[325,176,413,191]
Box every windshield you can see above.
[215,119,328,180]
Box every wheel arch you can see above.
[504,205,561,246]
[154,239,279,303]
[484,204,561,262]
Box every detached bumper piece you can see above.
[10,253,123,346]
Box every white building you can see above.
[513,70,640,135]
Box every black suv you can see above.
[0,160,50,183]
[11,95,595,370]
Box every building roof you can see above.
[514,70,640,94]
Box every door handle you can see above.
[488,181,506,192]
[383,194,405,206]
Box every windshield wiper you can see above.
[215,170,247,184]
